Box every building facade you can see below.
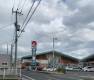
[81,54,94,67]
[21,51,79,68]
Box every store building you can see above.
[81,54,94,67]
[21,51,79,68]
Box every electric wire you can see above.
[17,0,36,37]
[11,29,15,45]
[18,0,41,38]
[12,0,15,11]
[20,0,28,12]
[0,23,13,31]
[22,0,41,30]
[20,0,36,29]
[17,0,22,10]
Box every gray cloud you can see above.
[61,0,80,10]
[63,1,94,27]
[0,0,94,59]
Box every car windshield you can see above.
[0,0,94,80]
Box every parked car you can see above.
[42,67,47,71]
[65,66,82,71]
[65,66,73,71]
[83,66,94,72]
[73,67,82,71]
[46,68,57,71]
[37,66,43,71]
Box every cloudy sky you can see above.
[0,0,94,59]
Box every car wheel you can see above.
[86,70,88,72]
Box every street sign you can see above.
[32,41,37,48]
[31,41,37,70]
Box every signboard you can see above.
[32,41,37,48]
[31,41,37,70]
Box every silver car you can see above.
[83,66,94,72]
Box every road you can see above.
[22,70,94,80]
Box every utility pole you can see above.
[52,36,55,71]
[10,44,13,69]
[12,9,22,69]
[52,33,57,71]
[7,44,8,54]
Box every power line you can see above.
[17,0,22,10]
[20,0,36,29]
[0,23,13,31]
[11,28,15,45]
[17,0,36,37]
[12,0,15,11]
[18,0,41,38]
[20,0,28,12]
[0,39,13,46]
[22,0,41,30]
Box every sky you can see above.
[0,0,94,59]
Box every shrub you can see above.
[56,67,66,73]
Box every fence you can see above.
[0,68,21,80]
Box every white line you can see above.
[22,74,36,80]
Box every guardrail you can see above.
[0,68,21,80]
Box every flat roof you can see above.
[21,50,79,62]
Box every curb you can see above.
[37,71,64,75]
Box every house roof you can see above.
[81,54,94,62]
[21,50,79,62]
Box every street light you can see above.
[46,31,62,70]
[52,37,55,71]
[52,33,58,71]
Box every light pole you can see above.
[47,31,61,70]
[52,37,55,71]
[7,44,8,55]
[52,33,57,71]
[10,44,14,69]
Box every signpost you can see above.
[32,41,37,48]
[31,41,37,70]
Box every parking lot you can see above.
[62,71,94,78]
[22,70,94,80]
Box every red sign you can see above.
[32,41,37,47]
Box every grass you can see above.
[0,75,19,80]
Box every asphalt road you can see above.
[21,70,94,80]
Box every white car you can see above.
[46,68,56,71]
[83,66,94,72]
[65,66,73,71]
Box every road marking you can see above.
[22,74,36,80]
